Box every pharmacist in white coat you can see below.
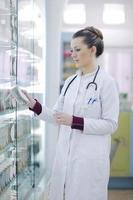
[22,26,119,200]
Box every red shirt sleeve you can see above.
[71,116,84,131]
[29,99,42,115]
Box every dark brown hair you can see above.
[72,26,104,57]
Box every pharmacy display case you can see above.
[63,41,76,81]
[0,0,46,199]
[60,32,75,89]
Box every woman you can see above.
[21,26,119,200]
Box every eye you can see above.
[70,49,73,53]
[76,48,80,52]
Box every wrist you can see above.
[29,99,42,115]
[71,115,84,131]
[70,116,73,126]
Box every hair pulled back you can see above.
[72,26,104,57]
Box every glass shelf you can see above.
[0,8,16,16]
[0,76,16,84]
[0,0,16,12]
[0,143,15,156]
[0,41,16,51]
[0,132,32,157]
[0,0,46,199]
[0,177,16,200]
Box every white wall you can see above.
[45,0,68,175]
[103,29,133,47]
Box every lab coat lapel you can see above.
[63,74,81,114]
[71,74,81,105]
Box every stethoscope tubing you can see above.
[86,65,100,90]
[63,66,100,96]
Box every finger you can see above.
[21,89,27,95]
[21,90,32,101]
[53,114,61,123]
[53,113,60,119]
[54,112,63,116]
[55,114,62,120]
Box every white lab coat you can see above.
[37,67,119,200]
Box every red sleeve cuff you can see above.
[71,116,84,131]
[29,99,42,115]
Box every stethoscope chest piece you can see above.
[86,65,100,91]
[63,65,100,97]
[86,82,97,91]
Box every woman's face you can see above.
[70,37,95,70]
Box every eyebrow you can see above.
[71,46,80,49]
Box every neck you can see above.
[81,64,97,75]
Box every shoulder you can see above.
[64,74,77,85]
[99,68,119,92]
[99,67,116,85]
[60,74,77,94]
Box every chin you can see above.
[77,65,82,70]
[76,63,81,68]
[74,64,78,69]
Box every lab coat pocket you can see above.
[82,97,101,118]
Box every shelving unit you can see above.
[0,0,46,199]
[61,32,76,86]
[0,1,17,199]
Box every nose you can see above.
[71,51,77,59]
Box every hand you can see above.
[54,112,73,126]
[21,89,36,109]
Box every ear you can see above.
[91,46,97,56]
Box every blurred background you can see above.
[0,0,133,199]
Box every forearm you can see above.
[83,118,118,135]
[29,102,116,135]
[29,100,56,124]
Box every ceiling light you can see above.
[103,4,125,24]
[63,4,86,25]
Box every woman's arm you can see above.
[54,78,119,135]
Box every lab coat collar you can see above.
[76,66,99,78]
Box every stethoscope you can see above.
[63,65,100,97]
